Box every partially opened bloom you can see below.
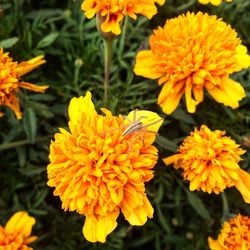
[0,211,37,249]
[163,125,250,203]
[0,48,48,119]
[47,91,163,243]
[208,214,250,250]
[198,0,232,6]
[134,12,250,114]
[81,0,165,35]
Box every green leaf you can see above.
[37,32,59,48]
[156,135,178,152]
[23,108,37,144]
[0,37,19,48]
[171,108,195,124]
[186,190,211,220]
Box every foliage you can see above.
[0,0,249,249]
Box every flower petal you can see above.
[5,211,36,239]
[68,91,97,125]
[235,45,250,70]
[208,237,223,250]
[163,154,182,166]
[234,169,250,203]
[122,195,153,226]
[134,50,162,79]
[16,55,46,77]
[207,78,246,109]
[82,212,118,243]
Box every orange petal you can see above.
[122,195,153,226]
[208,237,223,250]
[16,55,46,77]
[163,154,182,166]
[234,169,250,203]
[19,82,48,93]
[134,50,162,79]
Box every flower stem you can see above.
[103,37,113,107]
[221,192,230,223]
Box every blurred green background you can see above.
[0,0,249,249]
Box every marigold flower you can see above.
[0,48,48,119]
[134,12,250,114]
[47,91,163,243]
[163,125,250,203]
[208,214,250,250]
[0,211,37,250]
[198,0,232,6]
[81,0,165,35]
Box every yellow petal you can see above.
[207,78,246,109]
[5,211,36,238]
[208,237,223,250]
[126,110,163,134]
[236,45,250,70]
[134,50,162,79]
[234,169,250,203]
[158,82,185,115]
[68,91,97,125]
[122,196,153,226]
[82,212,118,243]
[16,55,46,77]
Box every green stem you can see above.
[0,137,48,151]
[221,192,230,223]
[103,37,113,107]
[119,16,128,55]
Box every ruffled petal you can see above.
[122,195,153,226]
[82,212,118,243]
[134,50,162,79]
[5,211,36,239]
[207,78,246,109]
[68,91,97,127]
[158,82,185,115]
[234,169,250,203]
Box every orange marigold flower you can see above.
[0,211,37,250]
[81,0,165,35]
[163,125,250,203]
[208,214,250,250]
[0,48,48,119]
[47,91,163,243]
[198,0,232,6]
[134,12,250,114]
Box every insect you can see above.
[122,109,163,137]
[122,110,163,158]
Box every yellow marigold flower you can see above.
[47,91,163,243]
[163,125,250,203]
[198,0,232,6]
[134,12,250,114]
[0,211,37,250]
[81,0,165,35]
[0,48,48,119]
[208,214,250,250]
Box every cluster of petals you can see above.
[0,211,37,250]
[81,0,165,35]
[47,91,163,243]
[198,0,232,6]
[134,12,250,115]
[163,125,250,203]
[208,214,250,250]
[0,48,48,119]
